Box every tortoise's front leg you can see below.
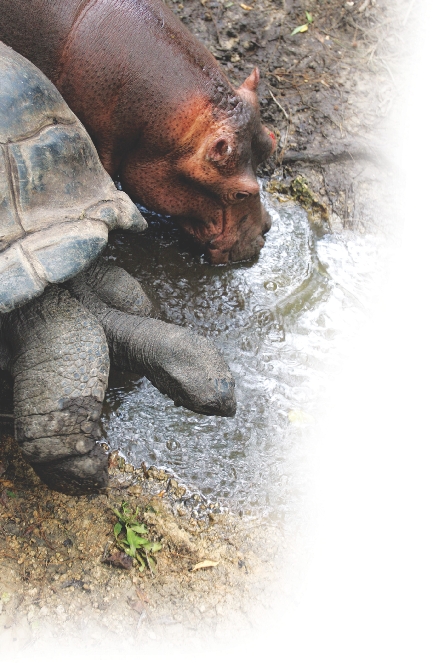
[1,286,109,494]
[68,262,236,417]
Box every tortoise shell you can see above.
[0,41,146,313]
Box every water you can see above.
[103,190,388,520]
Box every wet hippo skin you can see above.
[0,0,276,263]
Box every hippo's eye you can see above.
[234,191,249,200]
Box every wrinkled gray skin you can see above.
[0,259,236,495]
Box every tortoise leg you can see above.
[1,286,109,494]
[80,257,157,318]
[68,268,236,417]
[0,339,13,423]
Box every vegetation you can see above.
[112,502,162,573]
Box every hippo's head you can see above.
[120,69,276,264]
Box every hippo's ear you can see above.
[238,67,260,94]
[206,135,235,164]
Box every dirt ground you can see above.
[0,0,415,654]
[0,429,293,653]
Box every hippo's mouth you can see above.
[175,199,272,265]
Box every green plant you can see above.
[112,502,162,573]
[291,11,314,35]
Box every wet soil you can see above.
[0,0,414,653]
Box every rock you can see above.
[148,466,168,481]
[128,484,142,496]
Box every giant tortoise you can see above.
[0,43,236,494]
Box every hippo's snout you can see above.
[205,199,271,264]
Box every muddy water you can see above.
[103,190,386,520]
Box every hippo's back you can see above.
[0,0,83,81]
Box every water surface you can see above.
[103,191,386,520]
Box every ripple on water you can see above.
[103,190,387,519]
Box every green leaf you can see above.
[149,542,162,553]
[147,556,157,573]
[140,540,162,553]
[126,527,152,552]
[126,528,137,555]
[135,551,146,572]
[306,11,313,23]
[291,24,309,35]
[129,524,148,534]
[117,540,133,556]
[112,508,123,521]
[113,522,122,538]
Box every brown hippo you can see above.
[0,0,276,264]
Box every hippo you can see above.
[0,0,276,264]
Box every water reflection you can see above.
[103,191,385,519]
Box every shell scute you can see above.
[10,124,109,232]
[0,41,147,314]
[0,48,75,143]
[0,145,21,249]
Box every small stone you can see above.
[108,450,119,469]
[124,463,134,473]
[148,466,167,481]
[175,486,186,498]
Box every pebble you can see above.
[148,466,168,481]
